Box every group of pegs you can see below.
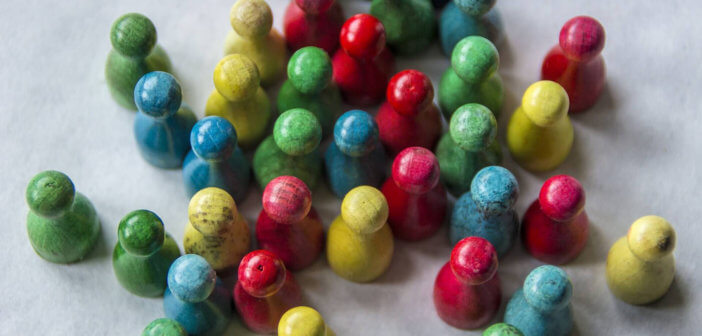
[24,0,679,335]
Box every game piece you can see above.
[164,254,232,336]
[184,187,250,274]
[279,306,334,336]
[504,265,573,336]
[542,16,606,113]
[506,81,573,172]
[376,70,443,156]
[450,166,518,257]
[142,318,187,336]
[205,54,271,149]
[370,0,436,56]
[253,108,323,189]
[182,116,251,202]
[277,46,342,137]
[435,103,502,196]
[26,171,100,264]
[257,176,324,271]
[606,215,676,305]
[234,250,304,334]
[113,210,181,297]
[382,147,447,241]
[283,0,345,54]
[327,186,394,282]
[325,110,387,198]
[434,237,501,329]
[439,36,503,119]
[224,0,287,87]
[439,0,502,55]
[332,14,395,106]
[106,13,171,110]
[522,175,588,264]
[483,323,524,336]
[133,71,197,169]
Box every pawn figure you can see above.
[450,166,518,257]
[522,175,588,264]
[435,103,502,196]
[542,16,606,113]
[184,188,250,274]
[434,237,501,329]
[325,110,387,198]
[279,306,335,336]
[26,171,100,263]
[382,147,447,241]
[278,46,342,137]
[133,71,197,168]
[504,265,573,336]
[182,116,251,202]
[164,254,232,336]
[257,176,324,271]
[483,323,524,336]
[439,36,503,119]
[507,81,573,172]
[224,0,287,87]
[606,215,676,305]
[205,54,271,149]
[142,318,187,336]
[113,210,181,297]
[253,108,323,189]
[439,0,503,55]
[234,250,304,334]
[370,0,436,56]
[106,13,171,110]
[376,70,443,156]
[283,0,345,54]
[332,14,395,106]
[327,186,394,282]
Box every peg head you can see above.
[167,254,216,303]
[26,170,75,218]
[340,14,386,60]
[539,175,585,222]
[213,54,260,102]
[288,47,332,95]
[262,176,312,224]
[274,108,322,156]
[450,236,498,285]
[238,250,287,298]
[190,117,238,161]
[341,186,388,235]
[118,210,165,256]
[451,36,498,84]
[188,187,238,235]
[295,0,334,15]
[278,306,329,336]
[134,71,182,118]
[470,166,518,214]
[521,80,569,127]
[449,103,497,152]
[523,265,572,313]
[230,0,273,38]
[387,70,434,116]
[110,13,156,58]
[333,110,379,157]
[392,147,440,194]
[454,0,496,16]
[483,323,524,336]
[627,215,676,261]
[142,318,187,336]
[559,16,605,62]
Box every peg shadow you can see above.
[568,220,607,266]
[648,276,686,309]
[85,217,110,262]
[570,83,618,132]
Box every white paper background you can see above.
[0,0,699,335]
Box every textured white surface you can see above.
[0,0,699,335]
